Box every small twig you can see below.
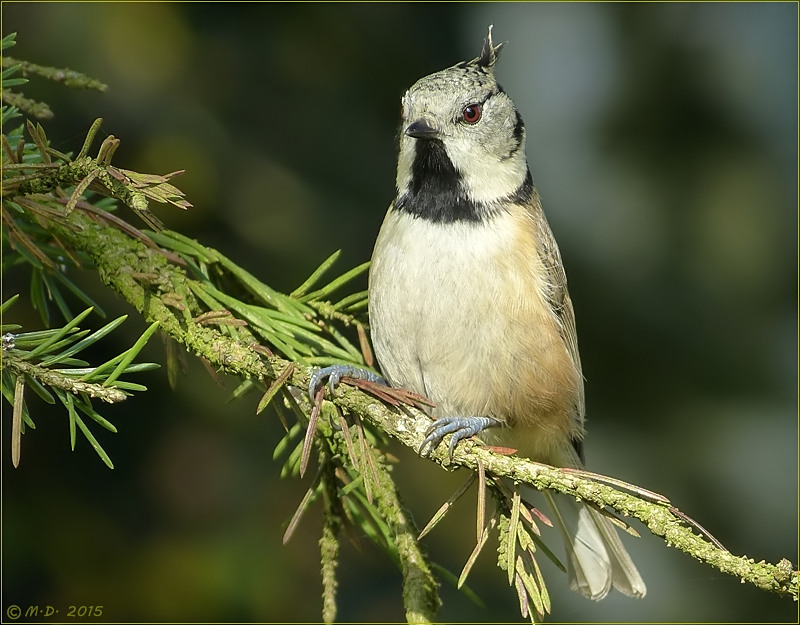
[4,353,127,403]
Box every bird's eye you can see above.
[462,103,482,124]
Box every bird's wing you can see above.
[532,203,586,428]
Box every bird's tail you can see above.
[541,489,646,600]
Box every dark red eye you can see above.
[462,103,482,124]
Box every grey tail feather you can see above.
[541,490,647,600]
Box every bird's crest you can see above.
[476,25,503,69]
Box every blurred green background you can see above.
[2,2,797,622]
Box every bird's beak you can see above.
[404,118,439,139]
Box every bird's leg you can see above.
[310,367,498,461]
[419,416,502,460]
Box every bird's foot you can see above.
[308,364,386,401]
[419,416,501,460]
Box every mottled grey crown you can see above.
[404,26,504,100]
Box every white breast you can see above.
[368,206,572,425]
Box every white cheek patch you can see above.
[446,139,528,204]
[442,92,529,205]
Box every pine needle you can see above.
[12,376,24,467]
[300,386,324,477]
[256,363,295,415]
[283,482,320,544]
[459,525,490,588]
[417,474,476,540]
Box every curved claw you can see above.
[308,364,387,402]
[308,365,342,401]
[419,416,500,460]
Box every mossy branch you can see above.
[46,207,798,606]
[4,29,793,622]
[314,408,441,623]
[1,89,53,121]
[47,210,272,379]
[334,383,800,600]
[3,353,127,403]
[2,55,108,91]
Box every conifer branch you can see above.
[45,207,798,606]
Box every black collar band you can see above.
[395,138,534,224]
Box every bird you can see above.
[310,26,646,601]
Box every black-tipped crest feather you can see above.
[477,25,503,68]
